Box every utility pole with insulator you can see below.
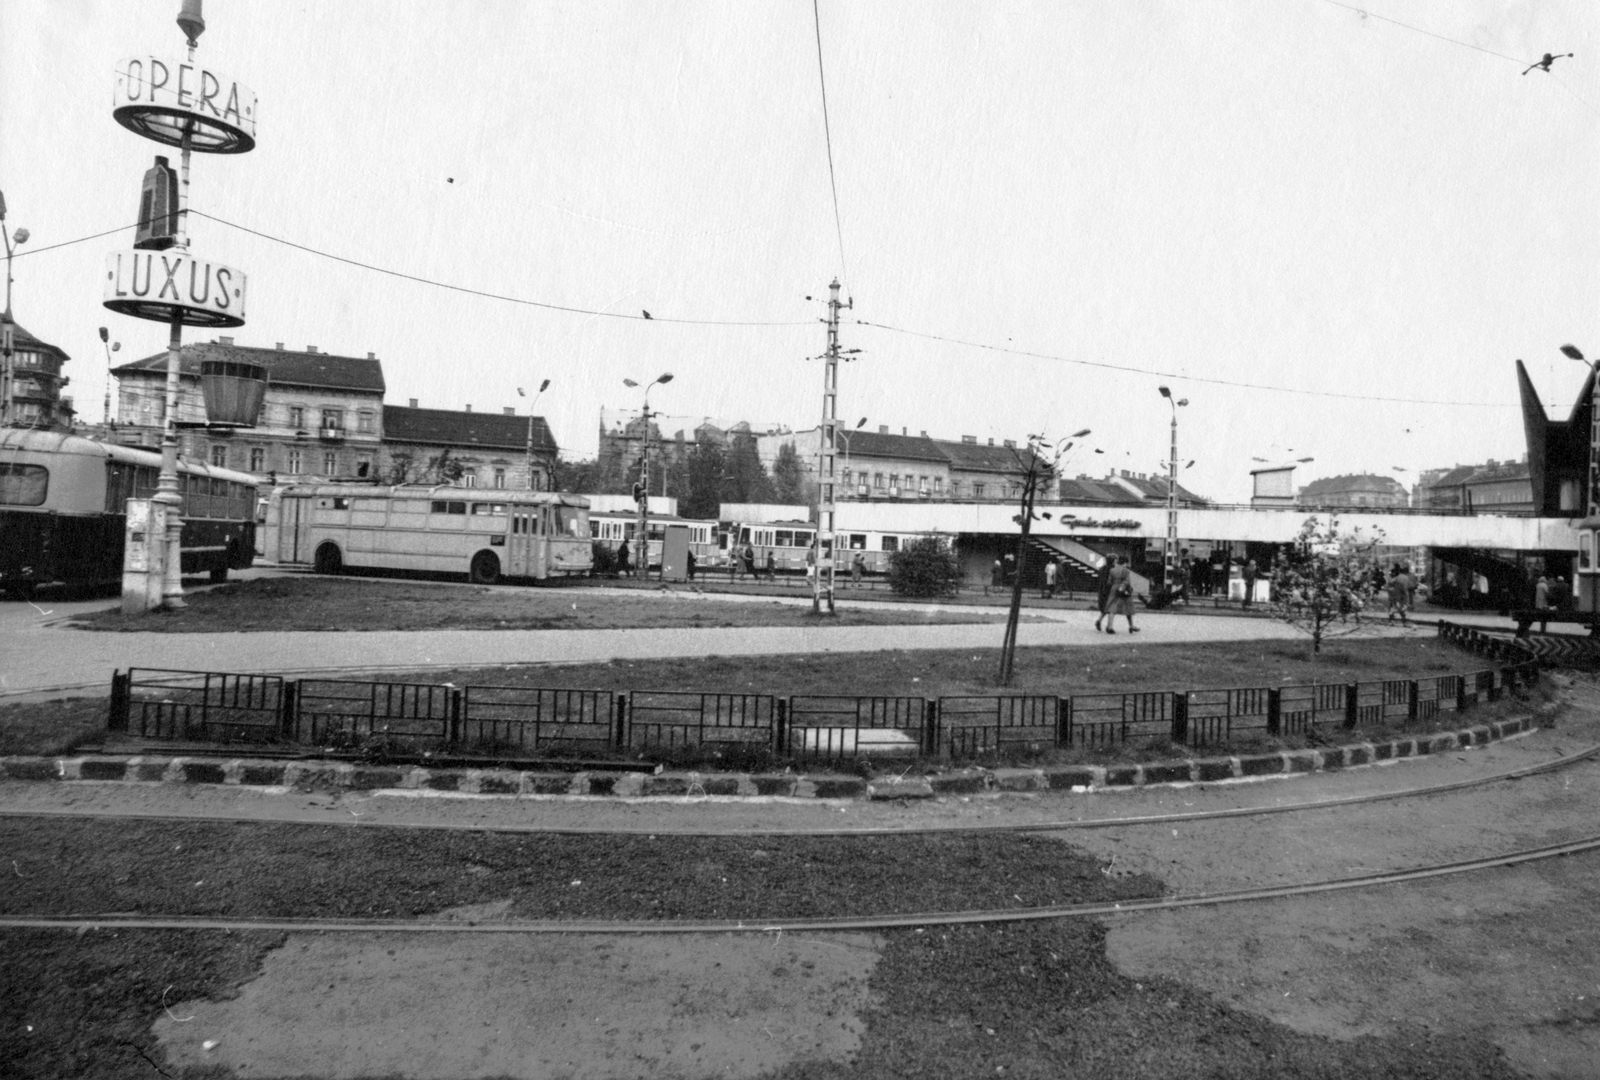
[814,279,851,615]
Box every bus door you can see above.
[277,495,314,565]
[507,506,541,578]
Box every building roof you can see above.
[0,317,70,360]
[1056,478,1146,505]
[1298,473,1407,499]
[114,340,386,393]
[384,405,556,453]
[1110,472,1208,504]
[934,438,1039,474]
[1464,460,1530,485]
[840,429,949,464]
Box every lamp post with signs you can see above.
[1561,344,1600,610]
[0,193,28,427]
[518,378,550,490]
[102,0,256,610]
[625,373,672,579]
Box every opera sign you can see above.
[104,249,248,329]
[114,56,256,154]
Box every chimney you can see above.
[988,438,994,446]
[408,398,418,408]
[464,404,472,413]
[920,430,927,438]
[878,424,888,434]
[502,407,514,416]
[306,345,318,354]
[1003,439,1015,449]
[218,336,234,345]
[962,435,976,444]
[275,342,284,350]
[902,426,907,436]
[367,352,375,360]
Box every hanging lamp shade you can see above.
[199,358,266,427]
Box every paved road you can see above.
[0,580,1367,697]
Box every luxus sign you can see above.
[113,56,256,153]
[103,249,247,328]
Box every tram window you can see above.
[738,527,751,544]
[796,531,813,548]
[775,530,794,547]
[429,501,467,515]
[881,536,899,552]
[0,463,48,506]
[849,534,867,549]
[556,506,584,536]
[590,521,600,538]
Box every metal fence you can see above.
[105,633,1539,762]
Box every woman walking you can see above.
[1093,556,1114,631]
[1103,556,1139,634]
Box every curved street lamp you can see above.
[1,191,30,427]
[625,373,673,577]
[517,378,551,490]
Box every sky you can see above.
[3,0,1599,503]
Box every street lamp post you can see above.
[98,327,121,427]
[837,417,867,498]
[1561,344,1599,610]
[518,378,550,490]
[0,192,30,427]
[625,373,673,579]
[1158,386,1188,596]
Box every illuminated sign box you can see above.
[113,56,256,154]
[103,249,248,328]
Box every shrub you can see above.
[887,537,962,598]
[590,541,618,577]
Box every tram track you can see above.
[4,829,1598,936]
[1,734,1593,837]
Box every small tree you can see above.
[887,537,961,598]
[997,429,1088,684]
[1269,515,1383,654]
[771,442,810,505]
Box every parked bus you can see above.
[589,510,718,569]
[0,429,257,597]
[262,483,592,583]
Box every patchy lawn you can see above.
[64,576,1015,633]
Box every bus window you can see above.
[429,501,467,515]
[134,467,159,498]
[556,506,584,536]
[332,497,351,510]
[470,503,506,516]
[186,475,212,518]
[0,463,48,506]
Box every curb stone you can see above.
[0,715,1536,800]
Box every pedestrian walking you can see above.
[1535,573,1551,633]
[743,543,757,578]
[804,544,817,584]
[1242,559,1258,610]
[1386,567,1410,624]
[1104,556,1139,634]
[615,542,632,579]
[1093,555,1114,632]
[991,559,1004,591]
[686,550,697,582]
[1043,559,1058,600]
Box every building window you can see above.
[356,456,372,479]
[919,476,929,493]
[841,468,852,487]
[463,470,478,488]
[323,451,337,475]
[288,406,304,429]
[321,408,344,431]
[874,473,885,490]
[210,445,227,467]
[249,447,265,472]
[934,476,943,494]
[357,411,375,434]
[889,474,899,492]
[973,483,986,498]
[287,449,303,474]
[493,468,505,489]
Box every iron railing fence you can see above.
[103,639,1540,762]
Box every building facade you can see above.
[381,403,557,490]
[759,425,1045,502]
[113,338,386,481]
[0,317,72,429]
[1297,473,1409,510]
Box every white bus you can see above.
[262,483,592,584]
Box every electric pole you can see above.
[815,279,850,615]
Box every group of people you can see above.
[1378,563,1419,625]
[1533,572,1572,632]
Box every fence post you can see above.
[1344,682,1359,729]
[1171,692,1189,745]
[108,670,130,732]
[775,696,787,754]
[614,692,628,749]
[449,688,463,744]
[1407,680,1419,722]
[281,680,299,741]
[1456,676,1469,713]
[1056,696,1071,748]
[1266,687,1280,737]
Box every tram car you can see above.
[589,510,719,570]
[0,429,258,597]
[717,519,944,577]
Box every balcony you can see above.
[319,426,345,442]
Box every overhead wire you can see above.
[187,210,809,328]
[854,319,1515,409]
[812,0,850,288]
[1316,0,1528,67]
